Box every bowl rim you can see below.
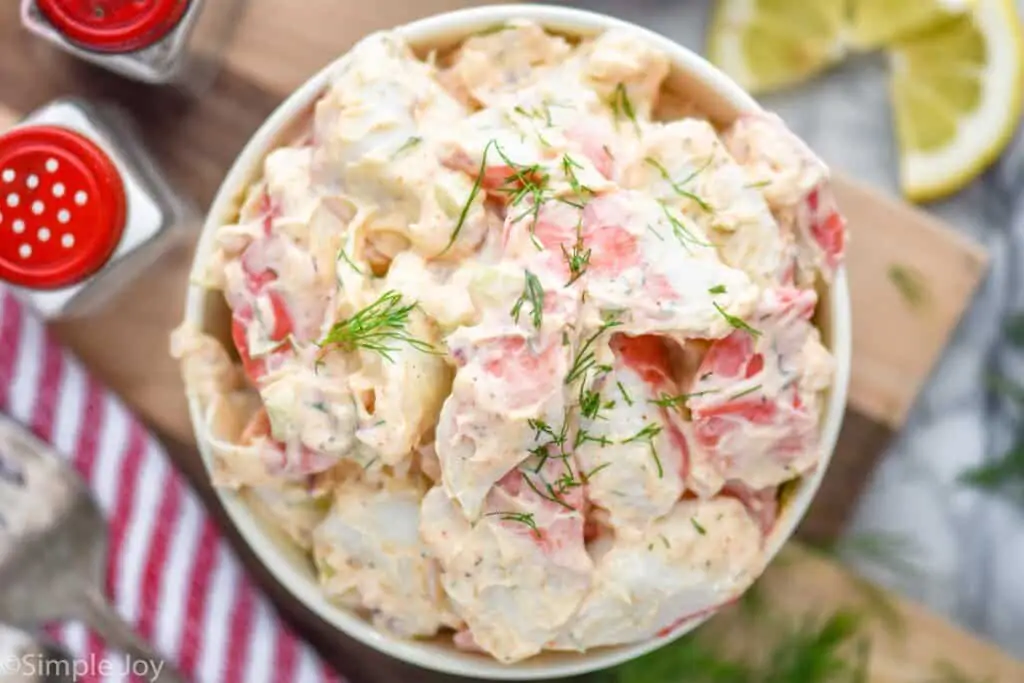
[182,3,853,679]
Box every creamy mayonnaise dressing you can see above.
[172,19,846,662]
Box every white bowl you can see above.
[182,4,852,679]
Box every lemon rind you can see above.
[894,0,1024,201]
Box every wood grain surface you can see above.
[0,1,1014,681]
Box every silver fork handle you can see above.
[77,588,187,683]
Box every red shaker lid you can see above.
[0,126,127,290]
[36,0,191,53]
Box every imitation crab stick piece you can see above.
[685,287,834,494]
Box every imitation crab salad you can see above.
[172,21,847,663]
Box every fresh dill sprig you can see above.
[582,462,612,483]
[579,385,603,421]
[986,373,1024,404]
[562,154,593,198]
[622,422,664,478]
[610,82,641,135]
[622,423,663,445]
[645,156,713,212]
[646,223,666,241]
[485,511,539,534]
[514,103,554,127]
[527,416,571,472]
[610,609,869,683]
[709,284,727,295]
[691,518,707,535]
[562,212,591,287]
[566,319,623,385]
[320,290,436,362]
[959,444,1024,503]
[650,390,717,407]
[521,471,574,510]
[617,381,634,406]
[392,135,422,158]
[511,270,545,330]
[336,247,364,275]
[713,302,762,338]
[563,235,592,287]
[492,141,554,240]
[441,140,494,255]
[763,611,869,683]
[528,417,569,449]
[552,469,584,497]
[575,430,614,449]
[888,264,929,309]
[729,384,762,401]
[661,202,712,249]
[1004,313,1024,348]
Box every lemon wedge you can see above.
[707,0,847,94]
[848,0,976,50]
[890,0,1024,201]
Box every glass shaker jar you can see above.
[19,0,247,87]
[0,98,194,318]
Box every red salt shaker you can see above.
[0,98,193,318]
[19,0,246,87]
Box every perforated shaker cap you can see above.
[0,125,127,290]
[37,0,191,53]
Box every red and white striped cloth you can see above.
[0,286,345,683]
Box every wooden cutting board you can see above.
[1,1,1019,680]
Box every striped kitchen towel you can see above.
[0,286,344,683]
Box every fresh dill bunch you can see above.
[320,290,436,362]
[959,443,1024,504]
[606,610,868,683]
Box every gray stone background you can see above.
[567,0,1024,658]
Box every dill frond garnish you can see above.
[511,270,545,330]
[959,445,1024,503]
[622,422,664,478]
[336,247,364,275]
[729,384,762,400]
[562,154,593,198]
[392,136,422,158]
[582,462,611,484]
[691,518,707,535]
[441,140,494,255]
[713,302,762,338]
[562,226,592,286]
[485,511,539,534]
[1006,313,1024,348]
[650,390,717,407]
[521,471,574,510]
[610,82,641,135]
[645,157,713,212]
[661,202,712,249]
[709,284,727,295]
[566,319,623,385]
[617,381,634,406]
[888,264,929,309]
[579,382,606,421]
[320,290,436,362]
